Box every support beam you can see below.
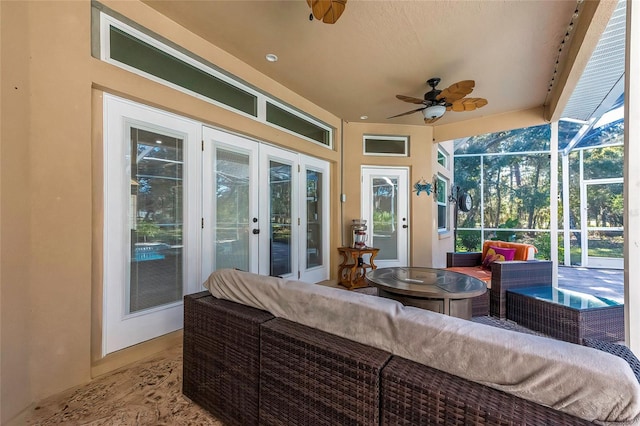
[562,154,571,266]
[545,0,618,122]
[550,122,559,287]
[625,0,640,351]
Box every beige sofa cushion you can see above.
[204,269,640,425]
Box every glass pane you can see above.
[215,148,250,271]
[266,102,330,145]
[437,149,447,166]
[306,170,323,268]
[129,127,183,313]
[110,26,257,116]
[371,177,398,260]
[364,138,407,155]
[270,161,292,276]
[436,177,447,203]
[437,205,447,229]
[483,154,550,230]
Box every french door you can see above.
[202,127,330,282]
[103,95,201,356]
[104,97,329,356]
[361,167,409,268]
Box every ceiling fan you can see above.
[307,0,347,24]
[388,78,488,124]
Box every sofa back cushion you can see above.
[204,269,640,425]
[482,240,536,261]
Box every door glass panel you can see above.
[129,128,183,313]
[371,177,398,260]
[306,169,323,268]
[215,148,250,271]
[270,161,292,276]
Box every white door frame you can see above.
[259,145,300,278]
[103,94,201,356]
[361,166,410,268]
[202,127,260,277]
[581,178,624,269]
[299,154,331,283]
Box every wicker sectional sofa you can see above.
[183,269,640,426]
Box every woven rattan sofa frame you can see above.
[183,291,593,425]
[446,252,552,319]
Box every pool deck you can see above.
[558,266,624,304]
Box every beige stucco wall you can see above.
[0,1,450,421]
[342,122,445,267]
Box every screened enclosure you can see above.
[452,108,624,269]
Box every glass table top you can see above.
[365,267,486,298]
[509,286,621,309]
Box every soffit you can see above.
[142,0,588,128]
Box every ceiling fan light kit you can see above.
[423,105,446,119]
[389,77,488,124]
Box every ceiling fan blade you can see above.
[307,0,331,20]
[448,97,488,112]
[387,107,426,119]
[436,80,475,102]
[424,116,443,125]
[307,0,347,24]
[396,94,426,105]
[322,0,346,23]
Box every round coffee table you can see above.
[365,267,487,319]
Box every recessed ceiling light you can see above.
[155,139,163,144]
[360,115,368,120]
[265,53,278,63]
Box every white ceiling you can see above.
[142,0,620,128]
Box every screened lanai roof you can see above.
[455,0,626,155]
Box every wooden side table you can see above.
[337,246,380,290]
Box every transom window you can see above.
[96,9,332,148]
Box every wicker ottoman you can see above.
[507,286,624,344]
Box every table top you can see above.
[338,246,379,252]
[365,267,486,299]
[509,286,621,309]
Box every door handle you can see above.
[252,229,260,234]
[402,224,408,229]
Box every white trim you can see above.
[361,166,410,268]
[259,146,300,278]
[299,155,331,283]
[436,174,449,231]
[437,145,450,169]
[362,134,409,157]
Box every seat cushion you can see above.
[446,266,492,286]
